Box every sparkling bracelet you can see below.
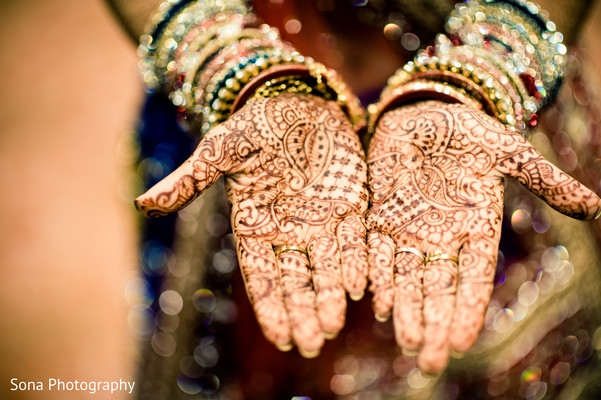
[138,0,365,135]
[369,0,566,135]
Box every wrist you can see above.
[368,0,567,137]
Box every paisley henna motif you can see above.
[366,100,601,373]
[135,93,369,356]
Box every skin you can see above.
[135,93,369,357]
[366,100,601,373]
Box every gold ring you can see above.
[396,247,425,261]
[273,244,308,257]
[424,250,459,264]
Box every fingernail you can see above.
[349,291,364,301]
[276,343,293,352]
[402,348,419,357]
[324,331,339,340]
[450,349,465,359]
[299,348,320,359]
[374,313,389,322]
[421,371,440,379]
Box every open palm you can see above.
[135,93,369,356]
[366,100,600,373]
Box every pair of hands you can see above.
[135,94,600,372]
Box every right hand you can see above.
[135,93,370,357]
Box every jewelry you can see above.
[369,0,566,136]
[273,244,308,257]
[424,250,459,264]
[395,247,426,261]
[139,0,365,137]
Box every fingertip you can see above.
[324,331,339,340]
[374,313,390,323]
[449,331,478,354]
[450,349,466,359]
[349,289,364,301]
[299,347,321,359]
[133,195,166,218]
[416,346,450,375]
[275,342,293,352]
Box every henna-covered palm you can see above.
[366,100,600,373]
[135,93,369,356]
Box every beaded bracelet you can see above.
[368,0,566,135]
[139,0,365,136]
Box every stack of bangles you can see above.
[367,0,567,140]
[139,0,566,143]
[138,0,365,136]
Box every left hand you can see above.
[366,100,600,373]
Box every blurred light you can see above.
[492,308,514,332]
[525,381,547,400]
[207,213,229,236]
[128,304,155,338]
[549,361,570,385]
[334,355,360,375]
[520,366,541,383]
[151,332,177,357]
[407,368,431,389]
[213,297,238,323]
[511,209,531,233]
[124,277,154,306]
[213,249,237,274]
[157,313,179,333]
[383,23,403,41]
[285,19,302,34]
[193,289,216,313]
[518,281,539,306]
[159,290,184,315]
[401,33,420,51]
[177,375,202,395]
[508,299,528,322]
[330,374,355,395]
[194,342,219,368]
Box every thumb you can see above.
[495,132,600,220]
[134,127,228,218]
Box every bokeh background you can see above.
[1,0,600,399]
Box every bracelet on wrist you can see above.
[368,0,566,137]
[138,0,365,135]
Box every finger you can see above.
[393,248,425,352]
[134,127,228,217]
[337,213,369,300]
[495,134,601,220]
[367,231,395,320]
[307,234,345,338]
[277,248,324,357]
[236,236,292,350]
[418,257,458,374]
[450,238,497,353]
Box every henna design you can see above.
[135,93,369,356]
[366,100,600,373]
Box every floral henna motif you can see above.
[366,100,601,373]
[135,93,369,356]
